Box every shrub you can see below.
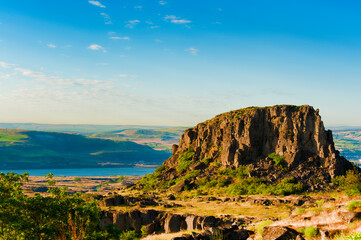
[177,149,195,172]
[201,157,212,166]
[227,177,304,195]
[119,230,140,240]
[346,200,361,211]
[339,233,361,240]
[219,166,250,179]
[210,228,224,240]
[155,165,167,173]
[255,220,273,235]
[117,175,125,182]
[183,170,201,181]
[295,208,305,215]
[73,177,82,182]
[304,226,317,238]
[333,170,361,196]
[268,153,288,171]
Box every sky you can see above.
[0,0,361,127]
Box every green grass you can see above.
[0,130,27,143]
[268,153,288,171]
[346,200,361,211]
[176,149,195,172]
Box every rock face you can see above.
[156,105,356,188]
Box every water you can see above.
[0,167,157,177]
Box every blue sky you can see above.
[0,0,360,126]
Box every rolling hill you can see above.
[0,129,171,169]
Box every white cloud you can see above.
[125,20,140,29]
[47,44,56,48]
[100,13,112,24]
[88,44,106,52]
[88,1,106,8]
[134,6,142,9]
[0,62,16,68]
[118,74,137,78]
[164,15,191,24]
[0,72,11,79]
[110,36,130,40]
[185,47,199,56]
[159,1,167,5]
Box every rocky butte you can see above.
[139,105,357,192]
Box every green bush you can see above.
[219,166,250,179]
[339,233,361,240]
[227,177,304,195]
[304,226,317,238]
[333,170,361,196]
[201,157,212,166]
[346,200,361,211]
[177,149,195,172]
[73,177,82,182]
[155,165,167,173]
[119,230,140,240]
[255,220,273,235]
[117,175,125,182]
[268,153,288,171]
[295,208,305,215]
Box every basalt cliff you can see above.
[140,105,357,191]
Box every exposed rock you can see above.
[164,214,187,233]
[149,105,358,191]
[262,226,302,240]
[338,211,361,223]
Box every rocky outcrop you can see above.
[262,226,304,240]
[152,105,357,189]
[100,209,254,237]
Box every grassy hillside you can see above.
[91,127,188,153]
[333,129,361,161]
[0,129,170,169]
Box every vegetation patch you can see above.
[333,170,361,196]
[268,153,288,171]
[176,149,195,172]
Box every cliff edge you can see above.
[140,105,357,192]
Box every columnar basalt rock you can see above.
[157,105,356,188]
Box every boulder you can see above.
[262,226,302,240]
[164,214,187,233]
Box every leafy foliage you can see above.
[268,153,288,171]
[333,170,361,196]
[176,149,195,172]
[227,177,304,195]
[346,200,361,211]
[0,172,139,240]
[219,166,250,179]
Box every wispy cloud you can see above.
[125,20,140,29]
[134,6,142,9]
[185,47,199,56]
[118,74,137,78]
[0,72,11,79]
[110,36,130,40]
[100,13,112,24]
[88,0,106,8]
[47,44,56,48]
[88,44,106,52]
[164,15,191,24]
[159,1,167,5]
[0,62,16,68]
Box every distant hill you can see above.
[90,127,188,153]
[332,129,361,161]
[0,123,175,134]
[0,129,171,170]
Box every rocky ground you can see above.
[22,175,141,196]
